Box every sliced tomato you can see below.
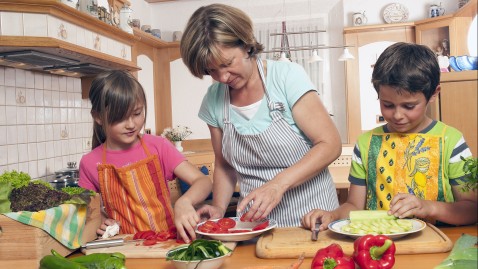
[198,225,213,233]
[141,230,156,239]
[217,218,236,229]
[155,231,171,241]
[252,220,270,231]
[143,239,157,246]
[212,226,230,234]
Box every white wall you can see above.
[137,55,155,134]
[170,59,212,139]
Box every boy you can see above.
[302,42,477,231]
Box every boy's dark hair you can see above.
[372,42,440,101]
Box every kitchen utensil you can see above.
[311,222,320,241]
[256,223,452,258]
[82,238,126,249]
[83,236,237,258]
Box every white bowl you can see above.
[167,247,230,269]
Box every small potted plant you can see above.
[460,156,477,192]
[161,125,192,152]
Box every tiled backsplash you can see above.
[0,66,93,179]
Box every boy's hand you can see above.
[301,209,337,231]
[388,193,432,219]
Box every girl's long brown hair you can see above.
[89,70,147,149]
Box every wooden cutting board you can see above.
[256,223,452,259]
[82,235,237,258]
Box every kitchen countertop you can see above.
[70,224,477,269]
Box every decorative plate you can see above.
[383,3,409,24]
[328,218,426,240]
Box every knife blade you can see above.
[311,222,320,241]
[82,238,145,249]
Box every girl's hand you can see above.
[388,193,432,219]
[173,199,203,243]
[301,209,337,231]
[97,218,120,236]
[196,204,225,221]
[237,181,285,222]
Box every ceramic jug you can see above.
[352,12,367,26]
[119,4,133,34]
[430,4,445,18]
[78,0,98,18]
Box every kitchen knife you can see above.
[311,222,320,241]
[82,238,144,249]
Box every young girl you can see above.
[79,70,212,243]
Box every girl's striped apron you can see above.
[97,137,175,234]
[221,58,339,227]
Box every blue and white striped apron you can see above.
[221,58,339,227]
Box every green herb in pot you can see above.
[459,156,477,193]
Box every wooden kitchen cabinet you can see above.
[415,0,478,156]
[414,0,476,58]
[343,23,415,144]
[432,71,478,156]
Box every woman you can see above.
[180,4,342,227]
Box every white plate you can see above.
[383,3,409,24]
[328,218,426,240]
[195,217,277,242]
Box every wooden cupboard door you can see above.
[440,80,478,156]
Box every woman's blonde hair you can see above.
[88,70,147,149]
[180,3,264,79]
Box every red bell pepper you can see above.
[353,234,396,269]
[311,243,355,269]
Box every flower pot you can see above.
[174,141,183,152]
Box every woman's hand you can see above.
[301,209,337,231]
[388,193,432,219]
[237,181,286,222]
[96,218,120,236]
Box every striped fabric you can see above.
[4,203,87,249]
[221,58,339,227]
[98,142,175,234]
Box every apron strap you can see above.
[101,135,151,164]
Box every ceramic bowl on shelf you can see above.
[456,55,478,70]
[449,56,462,71]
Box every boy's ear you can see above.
[429,85,441,103]
[91,111,102,125]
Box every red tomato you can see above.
[198,225,212,233]
[142,239,157,246]
[217,218,236,229]
[252,220,270,231]
[141,230,156,239]
[155,231,171,241]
